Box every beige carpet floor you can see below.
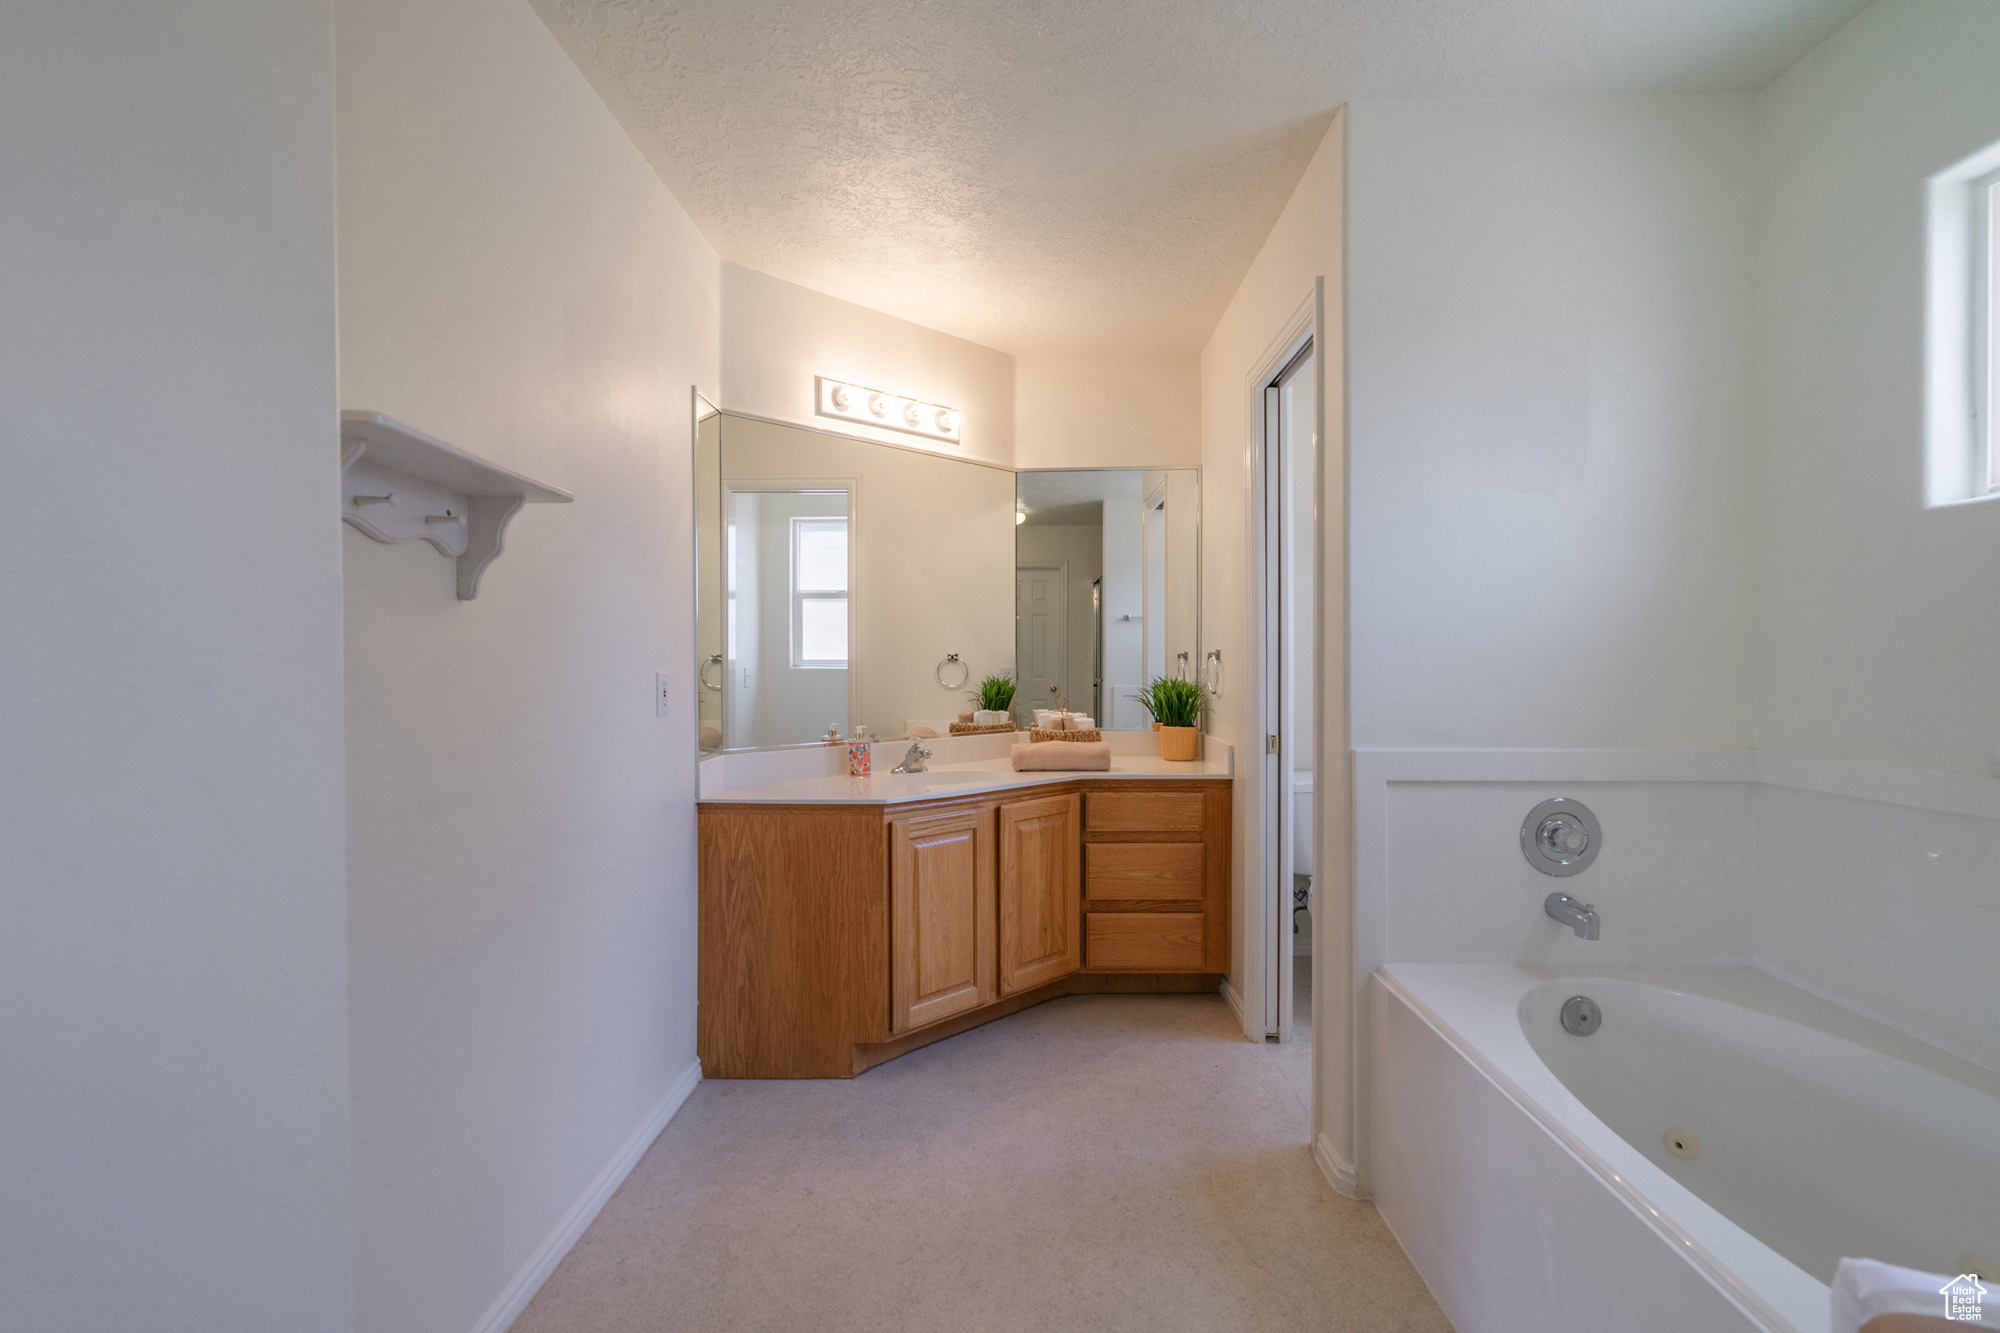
[514,990,1451,1332]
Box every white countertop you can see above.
[699,750,1230,805]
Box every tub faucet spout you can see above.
[1544,892,1599,940]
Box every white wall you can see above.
[1753,775,2000,1073]
[1337,93,1758,1196]
[1199,112,1346,1094]
[1380,780,1752,968]
[1015,353,1202,469]
[336,0,718,1329]
[0,1,353,1328]
[721,263,1017,469]
[1347,95,1758,752]
[1749,0,2000,1073]
[1755,0,2000,776]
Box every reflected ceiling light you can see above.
[1015,507,1027,525]
[815,376,961,445]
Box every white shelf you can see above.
[339,411,571,600]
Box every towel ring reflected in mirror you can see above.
[935,653,969,690]
[699,653,724,691]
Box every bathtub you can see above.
[1371,965,2000,1333]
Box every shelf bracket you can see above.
[338,411,571,601]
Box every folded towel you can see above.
[1832,1259,1999,1332]
[1011,740,1111,771]
[948,721,1017,736]
[1029,727,1103,743]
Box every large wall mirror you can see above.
[1015,469,1200,730]
[696,411,1199,753]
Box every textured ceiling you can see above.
[1018,468,1139,525]
[531,0,1868,353]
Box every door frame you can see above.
[1237,285,1324,1056]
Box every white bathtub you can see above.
[1371,965,2000,1333]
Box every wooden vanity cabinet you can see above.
[698,777,1228,1078]
[997,792,1081,995]
[1080,782,1231,975]
[888,805,996,1033]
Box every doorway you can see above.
[1259,338,1316,1044]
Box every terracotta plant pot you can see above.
[1159,726,1199,762]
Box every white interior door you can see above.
[1016,562,1069,718]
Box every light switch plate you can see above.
[655,671,671,717]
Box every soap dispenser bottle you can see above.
[847,726,872,776]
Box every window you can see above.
[1924,139,2000,506]
[790,516,848,668]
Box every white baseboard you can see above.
[470,1058,702,1333]
[1313,1130,1362,1199]
[1219,977,1247,1031]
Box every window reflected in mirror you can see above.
[696,410,1015,751]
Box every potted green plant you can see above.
[1133,676,1207,761]
[969,673,1017,725]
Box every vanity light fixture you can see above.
[815,376,961,445]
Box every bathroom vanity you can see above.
[691,401,1220,1077]
[698,767,1231,1078]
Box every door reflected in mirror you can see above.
[723,486,851,747]
[1015,469,1199,731]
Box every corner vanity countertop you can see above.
[699,743,1230,806]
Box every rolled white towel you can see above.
[1831,1259,1998,1332]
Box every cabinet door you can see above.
[998,792,1082,996]
[890,806,996,1034]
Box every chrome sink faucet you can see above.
[1544,892,1600,940]
[891,741,932,774]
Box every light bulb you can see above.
[1015,510,1027,525]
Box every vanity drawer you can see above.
[1085,912,1206,970]
[1085,843,1204,900]
[1085,790,1205,833]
